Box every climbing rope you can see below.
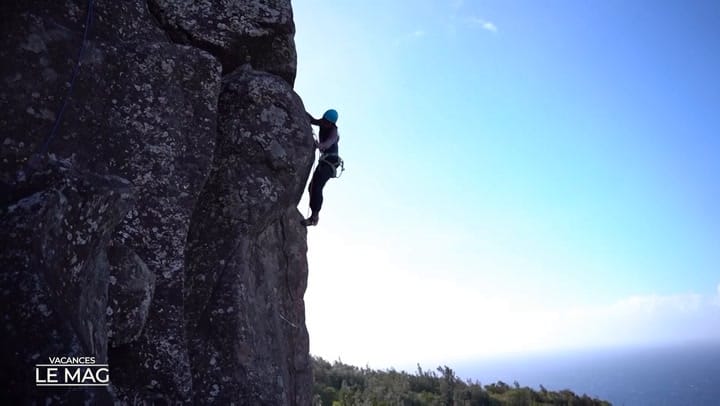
[22,0,95,174]
[279,313,299,329]
[305,133,319,219]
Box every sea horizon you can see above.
[449,340,720,406]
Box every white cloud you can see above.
[467,16,498,33]
[611,292,704,314]
[392,29,426,47]
[307,246,720,370]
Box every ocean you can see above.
[453,341,720,406]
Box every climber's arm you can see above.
[307,112,321,126]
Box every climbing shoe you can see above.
[301,215,319,227]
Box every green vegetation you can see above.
[311,357,611,406]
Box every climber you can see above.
[301,109,341,227]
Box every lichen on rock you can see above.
[1,0,313,404]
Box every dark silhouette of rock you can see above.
[1,0,313,404]
[148,0,297,83]
[0,159,133,405]
[184,66,314,404]
[106,246,155,348]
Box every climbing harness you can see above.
[319,152,345,178]
[303,135,344,220]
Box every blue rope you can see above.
[2,1,93,201]
[33,0,95,158]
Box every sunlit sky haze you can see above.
[292,0,720,369]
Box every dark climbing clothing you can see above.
[317,125,339,155]
[310,113,339,155]
[307,116,340,215]
[309,159,336,213]
[304,112,341,222]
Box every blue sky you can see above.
[292,0,720,368]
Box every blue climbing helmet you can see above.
[322,109,338,124]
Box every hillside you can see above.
[312,357,611,406]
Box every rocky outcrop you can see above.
[184,67,313,404]
[148,0,297,83]
[0,160,133,405]
[1,0,313,404]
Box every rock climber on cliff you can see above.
[302,109,342,227]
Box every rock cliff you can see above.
[0,0,313,404]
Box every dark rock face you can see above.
[106,246,155,348]
[0,160,133,405]
[148,0,297,83]
[1,0,312,404]
[184,67,313,404]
